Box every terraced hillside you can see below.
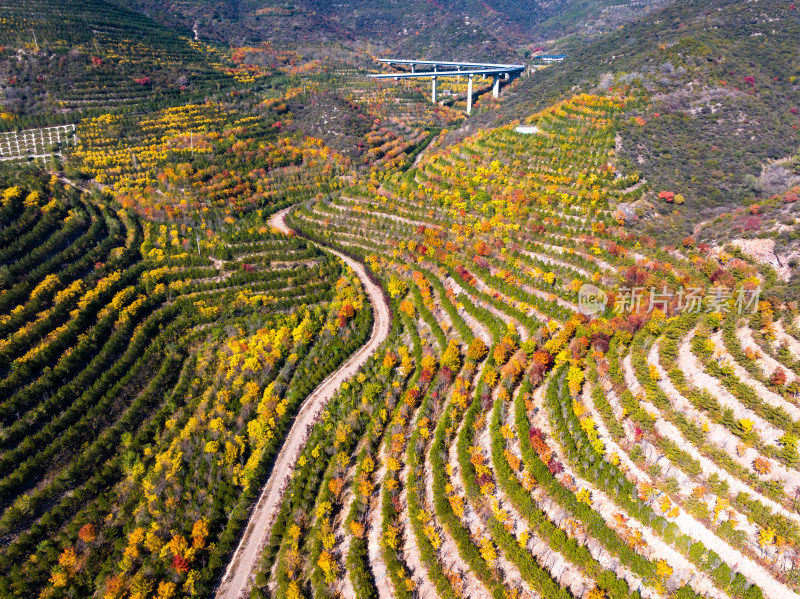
[0,167,377,598]
[1,5,799,596]
[238,93,800,599]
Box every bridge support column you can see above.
[492,75,500,98]
[411,64,415,73]
[466,74,473,114]
[431,76,437,104]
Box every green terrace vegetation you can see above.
[60,77,463,225]
[0,1,800,597]
[1,85,799,599]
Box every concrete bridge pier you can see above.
[467,74,473,114]
[492,75,500,98]
[431,76,438,103]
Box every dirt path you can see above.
[462,277,529,339]
[442,276,492,344]
[538,240,617,273]
[398,458,439,599]
[336,197,444,230]
[331,464,358,598]
[215,207,392,599]
[476,394,583,598]
[741,324,799,382]
[56,174,92,194]
[422,400,490,599]
[521,248,595,279]
[447,406,530,597]
[512,383,665,599]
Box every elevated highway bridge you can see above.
[369,58,526,114]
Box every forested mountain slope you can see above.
[487,0,800,212]
[0,0,240,122]
[118,0,670,57]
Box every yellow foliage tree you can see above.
[479,537,497,564]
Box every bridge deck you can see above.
[369,67,523,79]
[378,58,523,69]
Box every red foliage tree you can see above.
[590,332,610,353]
[770,368,787,388]
[531,223,546,235]
[456,265,473,283]
[529,427,545,442]
[474,240,492,256]
[623,266,648,286]
[742,216,762,232]
[171,555,190,573]
[658,191,675,202]
[529,350,552,384]
[78,524,98,544]
[547,457,564,474]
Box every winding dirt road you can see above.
[215,207,392,599]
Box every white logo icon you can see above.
[578,284,608,316]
